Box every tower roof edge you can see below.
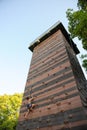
[28,21,79,54]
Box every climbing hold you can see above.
[65,67,68,69]
[65,92,68,96]
[56,102,61,106]
[53,73,56,76]
[68,102,71,105]
[47,106,51,110]
[60,109,64,113]
[39,110,41,112]
[78,87,82,91]
[64,119,69,124]
[42,82,45,84]
[47,118,51,122]
[48,74,49,76]
[42,61,44,63]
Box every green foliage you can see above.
[0,93,22,130]
[77,0,87,10]
[82,59,87,71]
[66,0,87,71]
[66,0,87,50]
[81,54,87,71]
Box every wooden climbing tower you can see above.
[16,21,87,130]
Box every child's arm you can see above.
[31,96,37,101]
[30,97,34,101]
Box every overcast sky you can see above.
[0,0,87,95]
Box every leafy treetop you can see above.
[0,93,22,130]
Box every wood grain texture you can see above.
[16,30,87,130]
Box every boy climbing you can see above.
[24,96,37,119]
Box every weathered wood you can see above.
[16,22,87,130]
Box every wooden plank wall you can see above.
[62,35,87,107]
[16,30,87,130]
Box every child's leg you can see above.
[32,104,38,108]
[24,109,30,118]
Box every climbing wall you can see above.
[16,22,87,130]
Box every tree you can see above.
[77,0,87,10]
[0,93,22,130]
[66,0,87,70]
[81,54,87,71]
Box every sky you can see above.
[0,0,87,95]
